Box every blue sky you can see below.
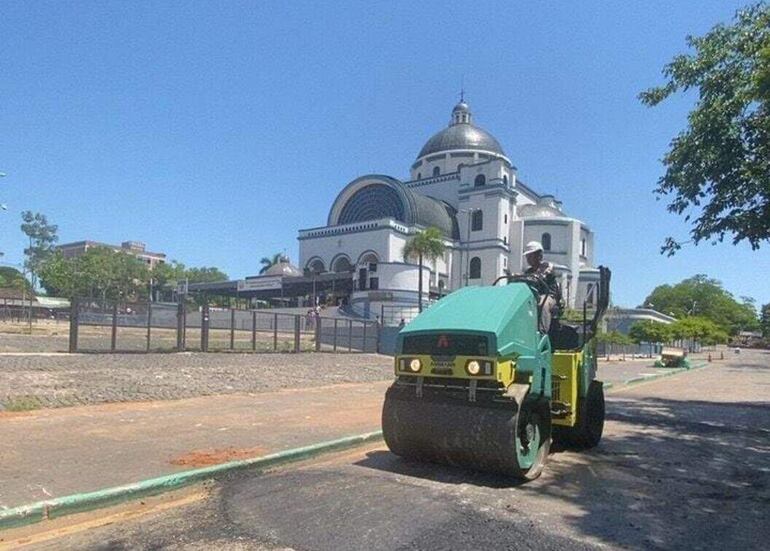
[1,0,767,308]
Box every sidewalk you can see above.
[0,381,391,509]
[0,357,692,510]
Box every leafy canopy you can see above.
[39,248,229,301]
[403,227,446,263]
[0,266,31,291]
[259,253,286,275]
[761,302,770,337]
[642,274,758,334]
[640,4,770,254]
[20,211,59,285]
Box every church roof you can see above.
[328,175,459,239]
[417,101,506,159]
[264,260,302,277]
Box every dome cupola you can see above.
[416,100,507,160]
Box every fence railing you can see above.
[69,299,380,354]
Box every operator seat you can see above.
[548,320,581,351]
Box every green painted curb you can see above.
[607,360,709,392]
[0,430,384,531]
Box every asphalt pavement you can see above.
[4,349,768,550]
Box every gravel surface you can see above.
[0,353,393,410]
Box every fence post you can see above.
[348,319,353,352]
[230,308,235,350]
[294,315,301,353]
[201,304,210,352]
[333,319,338,352]
[146,302,152,352]
[362,321,367,353]
[176,299,185,351]
[315,316,322,352]
[252,310,257,351]
[111,303,118,352]
[68,298,79,353]
[273,313,278,351]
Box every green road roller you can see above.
[382,267,611,480]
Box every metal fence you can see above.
[69,299,380,354]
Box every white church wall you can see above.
[299,226,393,271]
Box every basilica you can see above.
[298,100,600,316]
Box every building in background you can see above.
[298,100,599,317]
[57,240,166,269]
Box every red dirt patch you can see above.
[170,446,268,468]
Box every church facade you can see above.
[298,101,600,316]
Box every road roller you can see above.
[382,267,611,480]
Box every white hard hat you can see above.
[522,241,543,256]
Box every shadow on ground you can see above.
[354,358,770,550]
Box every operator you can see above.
[522,241,563,333]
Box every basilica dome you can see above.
[417,101,506,159]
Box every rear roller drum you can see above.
[553,380,605,449]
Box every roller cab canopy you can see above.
[397,283,541,357]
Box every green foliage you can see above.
[259,253,285,275]
[39,247,150,300]
[643,274,758,334]
[0,266,31,291]
[403,227,446,264]
[640,4,770,254]
[185,266,228,283]
[668,316,729,345]
[761,302,770,337]
[596,330,633,346]
[20,211,58,287]
[40,251,229,303]
[628,320,672,344]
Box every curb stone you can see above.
[607,360,709,393]
[0,430,384,531]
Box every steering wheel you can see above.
[493,273,551,298]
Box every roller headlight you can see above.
[409,358,422,372]
[466,360,481,375]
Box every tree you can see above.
[0,266,31,292]
[403,227,446,312]
[629,320,672,345]
[39,247,150,301]
[640,4,770,255]
[20,211,58,288]
[185,266,228,283]
[643,274,758,334]
[668,316,728,346]
[760,302,770,338]
[259,253,285,275]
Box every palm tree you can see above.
[259,253,284,275]
[403,227,446,312]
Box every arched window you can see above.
[474,174,486,187]
[306,258,325,274]
[469,257,481,279]
[471,210,483,231]
[417,172,421,180]
[332,256,353,273]
[433,166,440,177]
[503,175,509,186]
[542,233,552,251]
[457,163,464,171]
[581,238,587,257]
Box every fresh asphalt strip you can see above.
[0,360,710,531]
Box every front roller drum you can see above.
[382,384,550,480]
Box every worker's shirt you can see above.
[525,261,563,310]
